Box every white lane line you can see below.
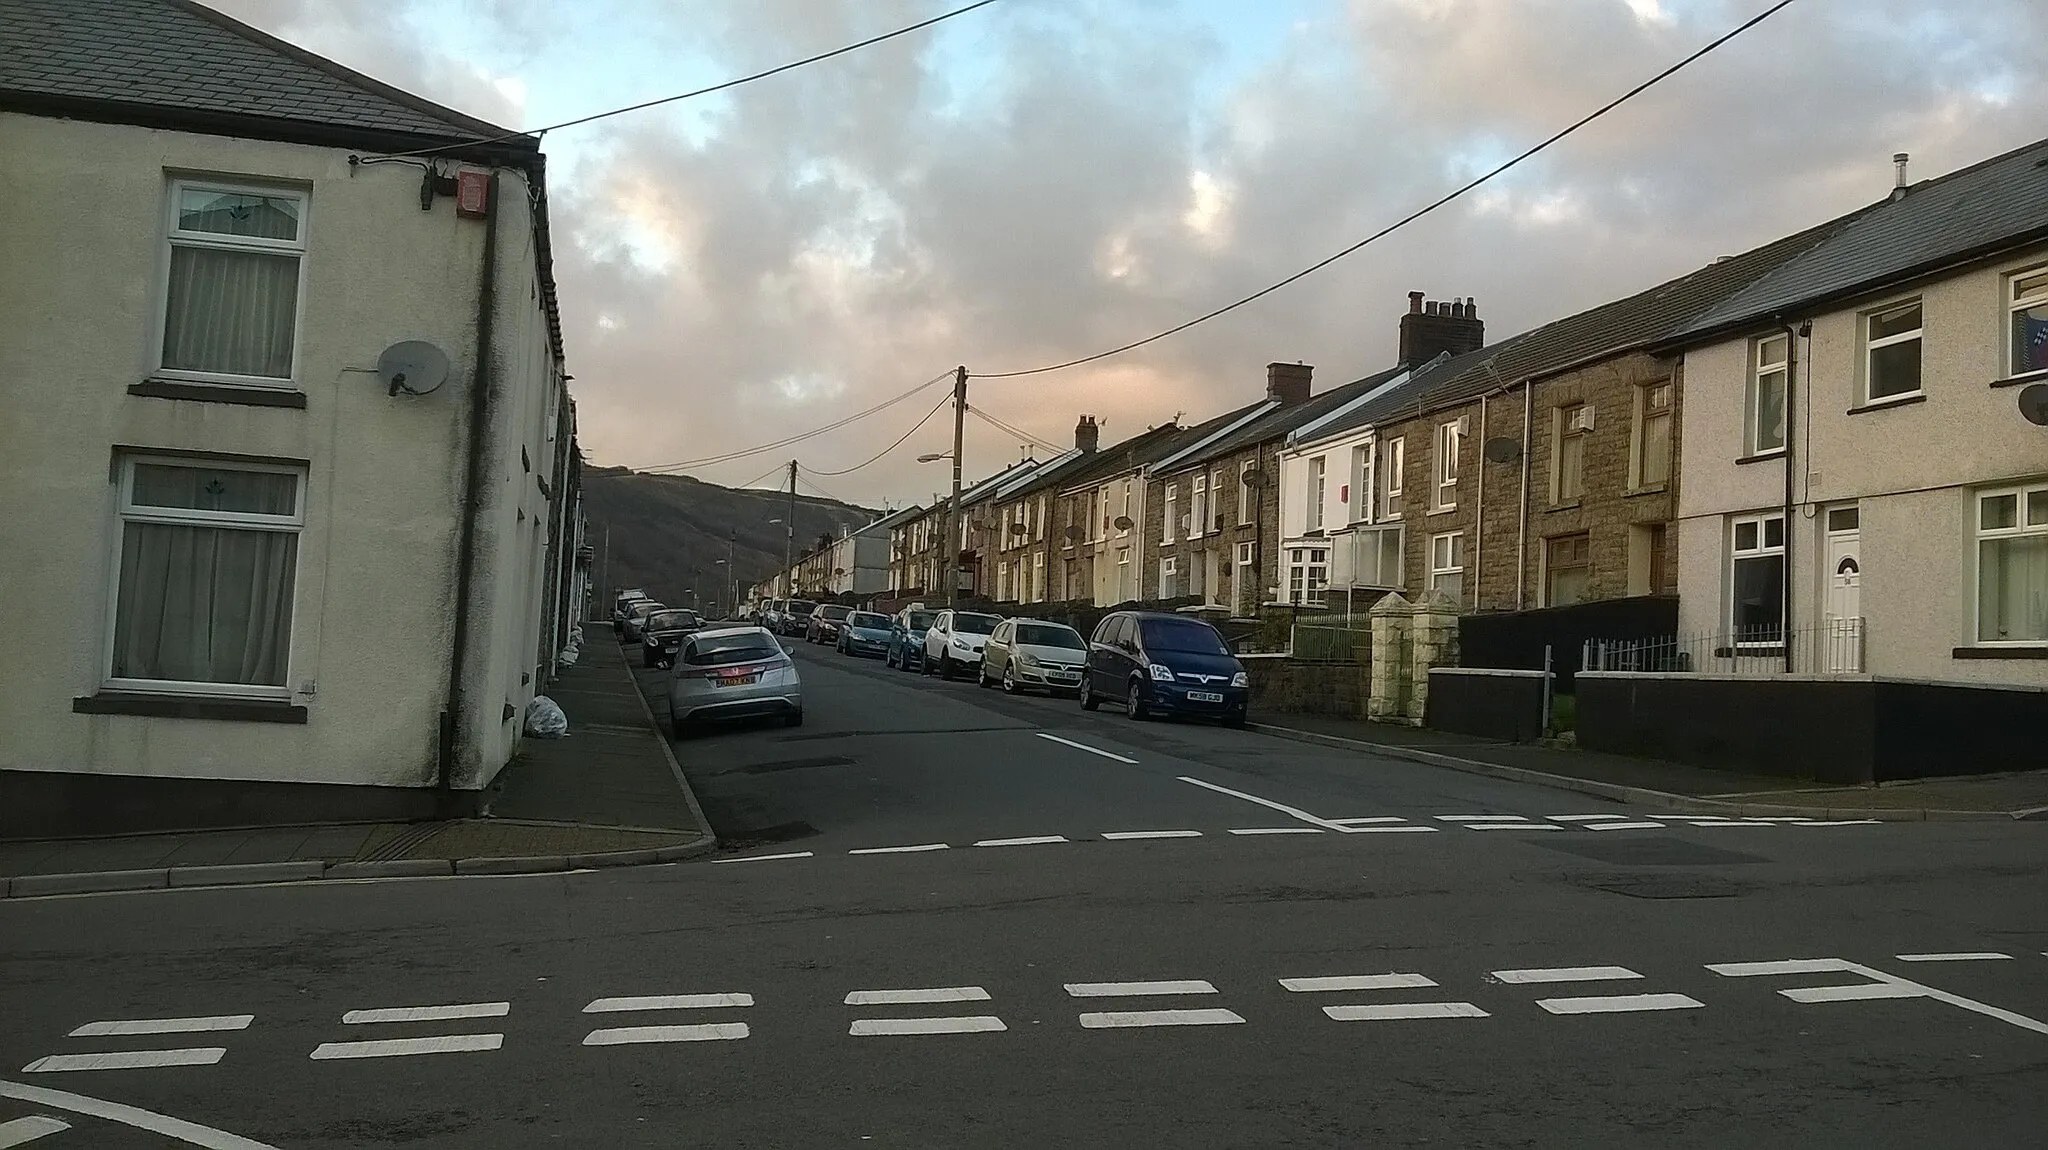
[1101,830,1203,840]
[850,1017,1007,1036]
[0,1115,71,1146]
[582,1023,748,1045]
[1462,823,1562,831]
[1738,817,1820,822]
[1079,1009,1244,1028]
[973,835,1068,847]
[1324,1002,1489,1021]
[0,1079,281,1150]
[309,1035,503,1059]
[845,987,991,1006]
[1894,952,2012,963]
[1035,732,1138,763]
[1281,974,1436,993]
[1342,825,1439,834]
[712,851,814,864]
[1792,819,1882,826]
[1436,814,1526,822]
[583,994,752,1012]
[1227,827,1324,836]
[1707,957,2048,1035]
[1537,993,1704,1015]
[1329,817,1411,825]
[1547,814,1637,822]
[1684,820,1777,827]
[1781,983,1925,1003]
[68,1015,253,1037]
[1492,966,1641,984]
[21,1049,225,1073]
[342,1002,508,1025]
[847,843,949,855]
[1176,776,1355,833]
[1587,821,1667,831]
[1065,980,1216,997]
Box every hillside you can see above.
[582,465,881,614]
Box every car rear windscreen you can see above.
[787,601,817,614]
[818,605,851,620]
[647,611,698,630]
[1017,623,1085,649]
[684,635,781,666]
[907,612,934,629]
[850,612,890,628]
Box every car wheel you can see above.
[642,649,656,667]
[1127,681,1150,720]
[1079,679,1100,711]
[669,708,690,740]
[784,710,804,728]
[1002,668,1021,694]
[976,664,992,688]
[939,654,955,680]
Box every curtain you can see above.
[162,246,299,379]
[113,523,297,686]
[1980,536,2048,642]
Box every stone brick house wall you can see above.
[1144,442,1282,613]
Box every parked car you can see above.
[620,599,666,642]
[837,611,894,658]
[611,589,650,635]
[667,626,803,735]
[922,609,1001,679]
[979,619,1088,695]
[885,607,936,671]
[639,608,704,668]
[808,604,853,644]
[778,599,817,637]
[758,599,786,632]
[1079,611,1248,726]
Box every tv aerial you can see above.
[377,340,450,397]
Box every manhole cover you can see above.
[742,756,856,774]
[1537,837,1767,866]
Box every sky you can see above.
[211,0,2048,509]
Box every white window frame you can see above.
[1860,297,1924,406]
[1632,380,1673,490]
[1119,482,1132,536]
[1210,468,1227,534]
[1432,420,1462,511]
[2007,265,2048,380]
[1032,550,1046,602]
[1428,531,1464,604]
[1190,474,1208,539]
[1553,404,1589,504]
[1974,482,2048,646]
[1238,460,1256,525]
[1162,483,1178,545]
[1381,436,1405,519]
[1285,546,1329,607]
[1352,523,1403,589]
[156,179,310,389]
[1350,444,1373,523]
[1749,334,1789,457]
[1160,555,1179,598]
[1307,456,1326,532]
[1728,512,1787,648]
[105,455,306,699]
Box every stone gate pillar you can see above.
[1367,592,1414,723]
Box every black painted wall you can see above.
[1426,671,1547,742]
[1459,596,1679,691]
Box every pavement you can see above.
[0,625,713,896]
[0,635,2041,1146]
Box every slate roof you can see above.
[985,421,1191,502]
[1158,364,1411,473]
[1672,137,2048,341]
[0,0,528,149]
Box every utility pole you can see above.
[726,530,737,616]
[944,365,967,608]
[783,459,797,599]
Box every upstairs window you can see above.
[1190,475,1208,538]
[1162,484,1178,544]
[1380,436,1405,519]
[1433,420,1462,511]
[160,182,307,385]
[2009,268,2048,379]
[1554,404,1590,503]
[1635,382,1673,489]
[1862,299,1923,404]
[1307,457,1326,531]
[1748,334,1789,455]
[1351,444,1373,523]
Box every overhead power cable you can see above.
[966,404,1063,454]
[733,461,789,490]
[802,394,953,476]
[638,369,953,473]
[795,472,851,505]
[373,0,1006,160]
[975,0,1802,380]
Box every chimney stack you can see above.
[1398,291,1484,368]
[1074,414,1100,454]
[1266,362,1314,407]
[1891,152,1910,201]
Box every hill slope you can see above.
[583,466,881,614]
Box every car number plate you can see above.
[1187,690,1224,703]
[1052,669,1080,680]
[711,673,759,687]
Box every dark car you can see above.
[779,599,817,637]
[885,608,936,671]
[1079,611,1248,726]
[639,608,704,668]
[620,599,666,643]
[807,604,853,644]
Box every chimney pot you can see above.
[1397,289,1485,368]
[1266,361,1314,407]
[1408,290,1424,314]
[1074,414,1100,454]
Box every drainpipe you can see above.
[1516,380,1533,611]
[1774,316,1807,674]
[1474,393,1487,609]
[440,169,502,811]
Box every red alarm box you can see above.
[455,170,490,218]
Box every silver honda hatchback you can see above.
[667,626,803,735]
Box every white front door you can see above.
[1823,514,1861,671]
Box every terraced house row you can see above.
[884,139,2048,695]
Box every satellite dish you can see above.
[1483,436,1522,463]
[1008,523,1029,536]
[1062,525,1084,541]
[1113,515,1135,531]
[377,340,449,397]
[2019,383,2048,427]
[1240,467,1270,489]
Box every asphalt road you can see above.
[2,635,2044,1148]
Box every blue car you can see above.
[1079,611,1249,726]
[837,610,894,658]
[885,607,937,671]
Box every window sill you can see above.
[1546,500,1583,512]
[1735,451,1787,466]
[1625,484,1669,498]
[1951,646,2048,660]
[130,379,307,409]
[73,692,308,723]
[1989,371,2046,389]
[1846,393,1927,416]
[1427,506,1458,517]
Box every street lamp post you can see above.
[918,449,960,606]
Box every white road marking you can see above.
[1079,1009,1244,1028]
[1587,821,1667,831]
[1035,733,1138,763]
[1342,825,1439,834]
[1894,952,2012,963]
[0,1079,281,1149]
[712,851,813,864]
[69,1016,253,1037]
[1329,817,1411,825]
[845,987,991,1006]
[1740,817,1820,822]
[1175,776,1356,833]
[1437,814,1527,822]
[1547,814,1637,821]
[1101,830,1203,840]
[342,1002,508,1024]
[849,1017,1007,1036]
[1324,1002,1489,1021]
[582,1023,748,1045]
[1791,819,1882,826]
[1280,974,1436,993]
[309,1035,503,1059]
[22,1049,225,1073]
[973,835,1068,847]
[583,994,753,1012]
[1683,820,1777,827]
[0,1116,70,1146]
[1492,966,1642,984]
[1537,993,1704,1014]
[1461,823,1562,831]
[1707,957,2048,1035]
[1227,827,1324,836]
[847,843,949,855]
[1065,980,1217,997]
